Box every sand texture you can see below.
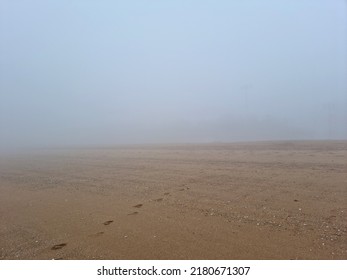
[0,141,346,259]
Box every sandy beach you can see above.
[0,141,346,260]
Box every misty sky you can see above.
[1,0,346,150]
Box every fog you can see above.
[1,0,346,151]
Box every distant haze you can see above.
[1,0,346,151]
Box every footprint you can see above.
[133,204,143,208]
[128,211,138,215]
[154,198,163,202]
[327,215,337,222]
[103,220,113,225]
[89,231,104,237]
[51,243,67,250]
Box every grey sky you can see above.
[1,0,346,150]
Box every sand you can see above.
[0,141,346,260]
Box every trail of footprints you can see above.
[125,185,190,216]
[50,185,191,257]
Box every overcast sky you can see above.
[1,0,346,150]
